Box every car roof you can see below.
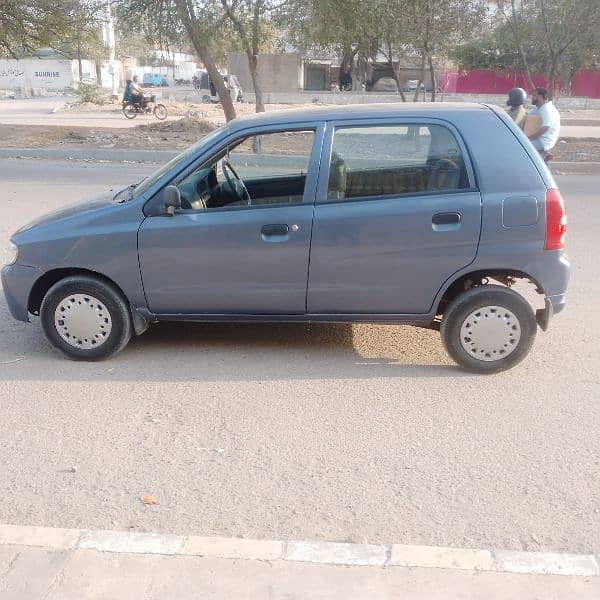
[227,102,492,132]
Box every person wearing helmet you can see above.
[506,87,527,129]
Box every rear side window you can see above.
[326,123,470,202]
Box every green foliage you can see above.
[0,0,105,59]
[66,82,111,105]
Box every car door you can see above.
[138,126,322,315]
[307,119,482,315]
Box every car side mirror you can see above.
[163,185,181,216]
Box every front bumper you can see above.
[1,264,41,322]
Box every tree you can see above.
[495,0,600,95]
[406,0,486,101]
[0,0,104,59]
[283,0,374,91]
[496,0,536,89]
[220,0,287,113]
[116,0,238,121]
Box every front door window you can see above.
[175,129,315,211]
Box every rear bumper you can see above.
[527,251,569,315]
[1,264,41,322]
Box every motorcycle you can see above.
[122,94,168,120]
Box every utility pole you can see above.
[102,3,119,97]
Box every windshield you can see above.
[131,127,225,199]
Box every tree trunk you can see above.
[428,54,436,102]
[95,60,103,88]
[340,47,359,91]
[387,42,406,102]
[391,63,407,102]
[77,42,83,83]
[248,53,265,113]
[202,50,236,121]
[413,52,426,102]
[506,0,535,90]
[176,0,236,121]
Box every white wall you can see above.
[0,59,78,91]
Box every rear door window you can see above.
[326,123,470,202]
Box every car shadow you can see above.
[0,298,470,382]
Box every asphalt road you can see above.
[0,159,599,555]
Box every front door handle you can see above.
[432,212,461,225]
[261,224,289,236]
[432,212,461,232]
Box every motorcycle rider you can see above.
[506,87,527,130]
[131,75,146,110]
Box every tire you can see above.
[440,285,537,374]
[122,103,137,119]
[40,276,132,361]
[153,104,168,120]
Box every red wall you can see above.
[441,69,600,98]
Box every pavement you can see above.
[0,524,598,599]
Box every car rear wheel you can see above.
[440,285,536,374]
[41,276,132,361]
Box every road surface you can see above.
[0,158,598,556]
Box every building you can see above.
[227,52,435,93]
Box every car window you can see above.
[176,129,315,211]
[326,123,470,202]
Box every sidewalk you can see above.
[0,525,598,599]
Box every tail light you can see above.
[544,188,567,250]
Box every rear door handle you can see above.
[261,224,289,236]
[432,212,461,225]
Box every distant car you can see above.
[2,103,569,372]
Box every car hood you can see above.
[14,190,118,235]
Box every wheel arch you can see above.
[435,269,545,316]
[28,268,148,335]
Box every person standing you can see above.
[527,87,560,155]
[506,87,527,129]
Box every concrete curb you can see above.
[0,523,597,577]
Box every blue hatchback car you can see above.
[2,104,569,372]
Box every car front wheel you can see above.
[440,285,537,374]
[40,276,132,361]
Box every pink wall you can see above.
[441,69,600,98]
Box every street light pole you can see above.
[102,3,119,97]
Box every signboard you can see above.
[0,59,77,91]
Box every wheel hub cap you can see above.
[54,294,112,349]
[459,305,521,362]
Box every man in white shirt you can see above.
[528,87,560,153]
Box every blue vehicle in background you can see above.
[143,73,168,87]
